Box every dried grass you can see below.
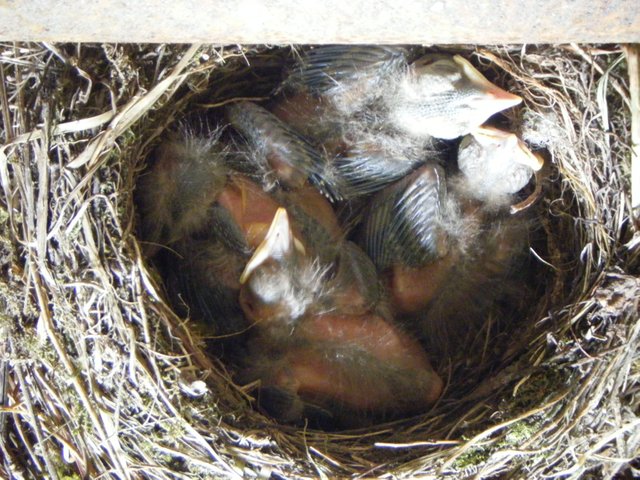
[0,43,638,479]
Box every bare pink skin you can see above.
[266,152,307,190]
[259,313,443,413]
[276,351,442,412]
[325,278,372,316]
[388,252,458,315]
[300,314,430,368]
[216,176,287,249]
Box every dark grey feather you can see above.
[227,101,342,202]
[282,45,410,94]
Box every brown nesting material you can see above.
[0,43,638,479]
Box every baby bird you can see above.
[137,125,229,255]
[138,124,300,342]
[238,208,324,335]
[243,313,443,428]
[356,124,542,361]
[275,47,521,200]
[388,54,523,139]
[359,128,541,318]
[239,208,387,336]
[239,209,441,427]
[281,46,522,140]
[455,126,544,207]
[359,163,453,314]
[414,214,530,357]
[172,173,296,342]
[408,128,542,354]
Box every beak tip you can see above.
[494,91,522,107]
[239,207,294,285]
[530,152,545,171]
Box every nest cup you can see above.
[0,44,638,479]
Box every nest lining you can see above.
[0,43,638,479]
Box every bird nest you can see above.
[0,43,638,479]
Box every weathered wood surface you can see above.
[625,45,640,216]
[0,0,638,43]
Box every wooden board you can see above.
[625,45,640,217]
[0,0,638,43]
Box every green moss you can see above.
[52,446,82,480]
[0,205,9,225]
[452,445,491,472]
[501,419,539,446]
[506,367,568,414]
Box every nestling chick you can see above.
[414,214,530,357]
[358,133,540,318]
[358,162,457,314]
[388,54,522,139]
[238,208,327,335]
[139,125,310,342]
[237,208,437,427]
[172,175,296,341]
[242,313,443,427]
[281,46,522,140]
[406,128,542,353]
[455,126,544,207]
[239,208,387,335]
[276,47,521,200]
[137,125,229,255]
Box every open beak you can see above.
[240,208,293,284]
[515,138,544,171]
[484,86,523,109]
[471,126,544,171]
[454,55,522,109]
[240,208,305,284]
